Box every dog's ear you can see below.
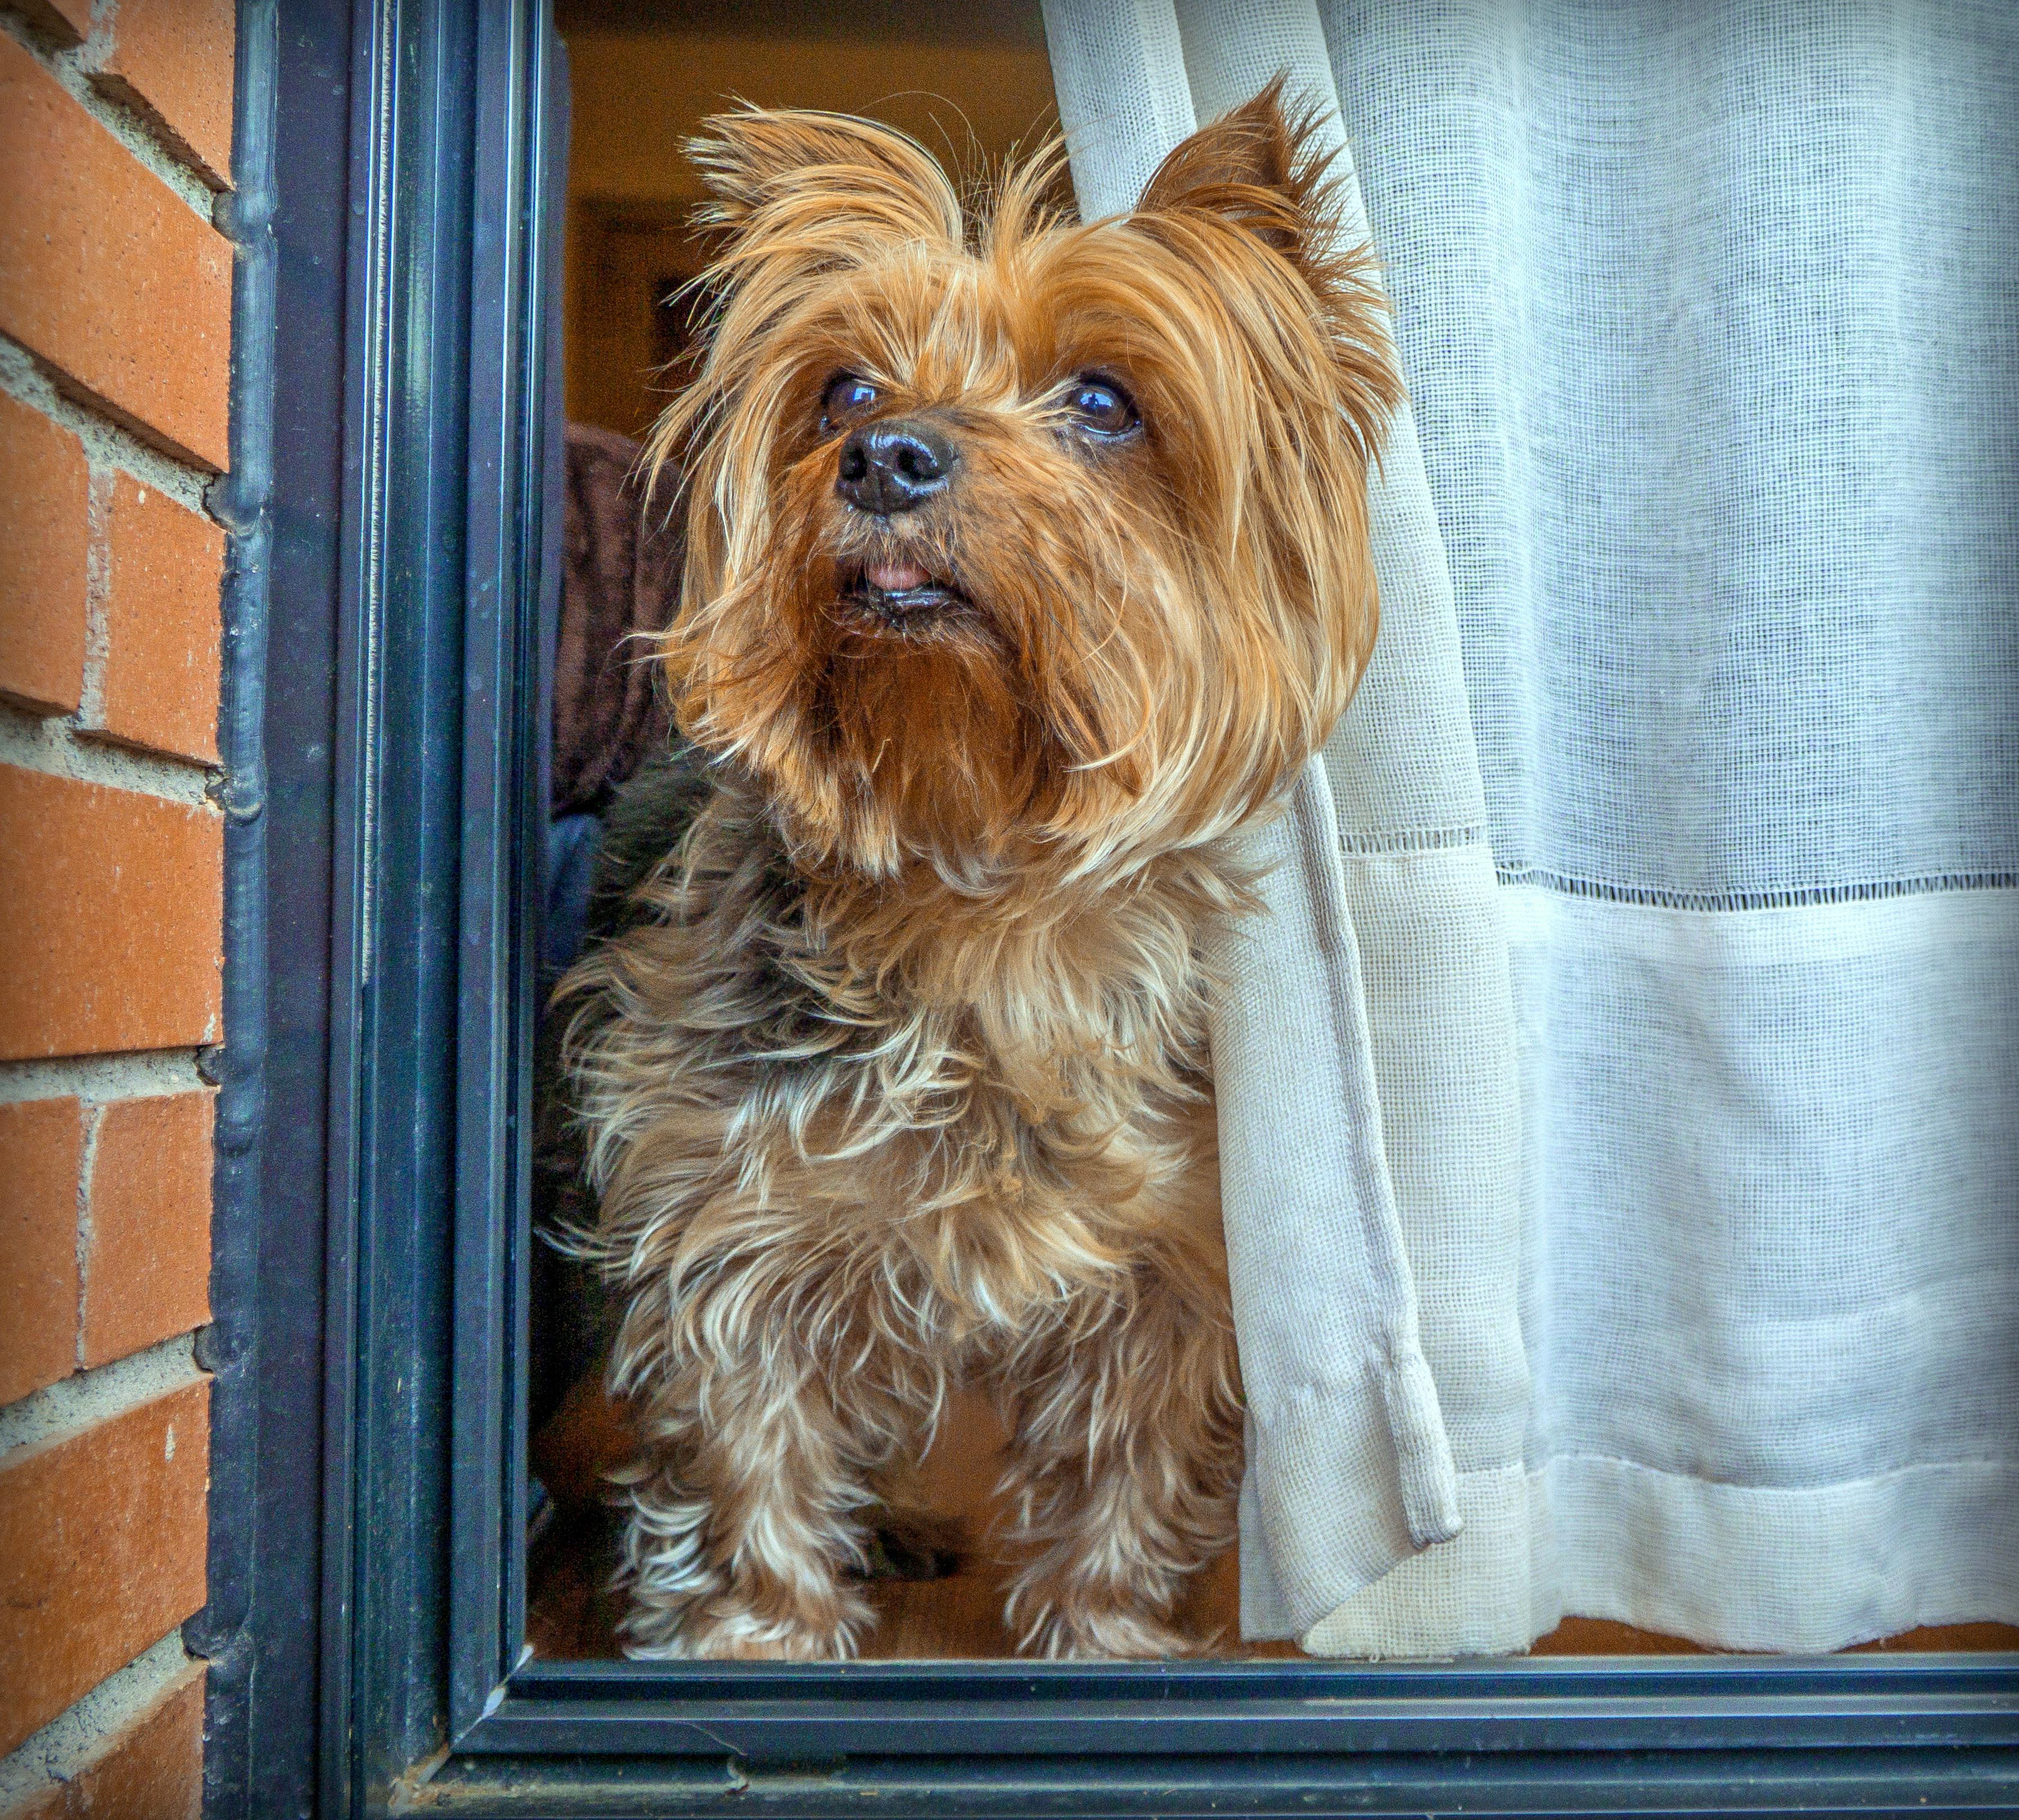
[687,107,963,260]
[1135,77,1332,265]
[644,110,965,527]
[1135,78,1400,453]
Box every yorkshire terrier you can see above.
[559,79,1399,1660]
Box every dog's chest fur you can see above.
[571,767,1234,1366]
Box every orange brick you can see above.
[10,0,94,48]
[91,0,234,190]
[91,474,223,764]
[0,1380,209,1756]
[0,1098,82,1405]
[0,768,223,1061]
[81,1093,213,1369]
[0,34,231,472]
[4,1662,204,1820]
[0,392,90,716]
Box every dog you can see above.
[557,78,1399,1660]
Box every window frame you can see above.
[243,0,2019,1811]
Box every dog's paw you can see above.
[1019,1605,1200,1661]
[622,1597,869,1661]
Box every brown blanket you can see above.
[551,423,681,818]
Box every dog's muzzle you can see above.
[840,557,973,628]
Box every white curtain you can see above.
[1043,0,2019,1654]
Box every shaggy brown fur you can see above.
[559,80,1399,1660]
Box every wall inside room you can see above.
[558,2,1058,442]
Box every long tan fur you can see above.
[561,79,1399,1659]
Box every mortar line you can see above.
[0,336,216,516]
[78,466,113,730]
[0,1051,212,1105]
[0,6,221,218]
[0,1331,204,1460]
[0,1630,197,1807]
[72,1101,101,1371]
[0,699,219,805]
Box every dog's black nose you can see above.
[836,420,955,516]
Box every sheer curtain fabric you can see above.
[1042,0,2019,1653]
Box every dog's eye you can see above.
[820,374,879,431]
[1065,375,1140,439]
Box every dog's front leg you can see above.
[995,1250,1243,1658]
[613,1317,884,1660]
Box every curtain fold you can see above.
[1044,0,2019,1653]
[1208,762,1463,1638]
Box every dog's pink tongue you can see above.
[867,560,930,592]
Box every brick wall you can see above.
[0,2,234,1814]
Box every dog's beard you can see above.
[681,527,1057,877]
[807,609,1046,876]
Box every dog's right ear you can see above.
[1134,78,1400,463]
[644,110,964,528]
[687,108,963,264]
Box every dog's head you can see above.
[650,80,1399,881]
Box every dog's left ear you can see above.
[1136,78,1401,447]
[1136,77,1327,261]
